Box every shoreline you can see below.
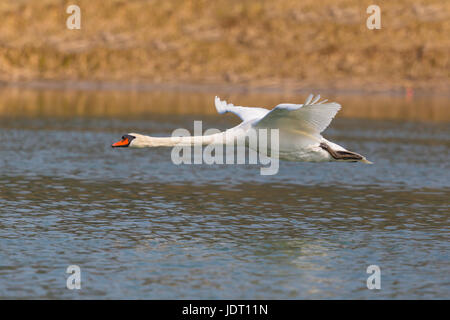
[1,80,448,123]
[1,79,449,98]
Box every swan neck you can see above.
[135,133,223,147]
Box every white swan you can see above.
[112,94,372,163]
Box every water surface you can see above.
[0,89,449,299]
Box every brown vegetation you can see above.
[0,0,449,93]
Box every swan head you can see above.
[112,134,138,148]
[112,133,153,148]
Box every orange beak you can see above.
[111,138,129,148]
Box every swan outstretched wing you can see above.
[215,96,270,122]
[253,94,341,139]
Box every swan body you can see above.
[112,94,371,164]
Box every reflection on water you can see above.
[0,88,449,299]
[0,88,449,122]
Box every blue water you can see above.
[0,90,449,299]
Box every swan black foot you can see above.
[320,142,363,161]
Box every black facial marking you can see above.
[124,134,136,143]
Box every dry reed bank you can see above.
[0,0,449,93]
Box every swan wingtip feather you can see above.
[214,96,227,114]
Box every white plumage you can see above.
[112,94,371,164]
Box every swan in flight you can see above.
[112,94,372,163]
